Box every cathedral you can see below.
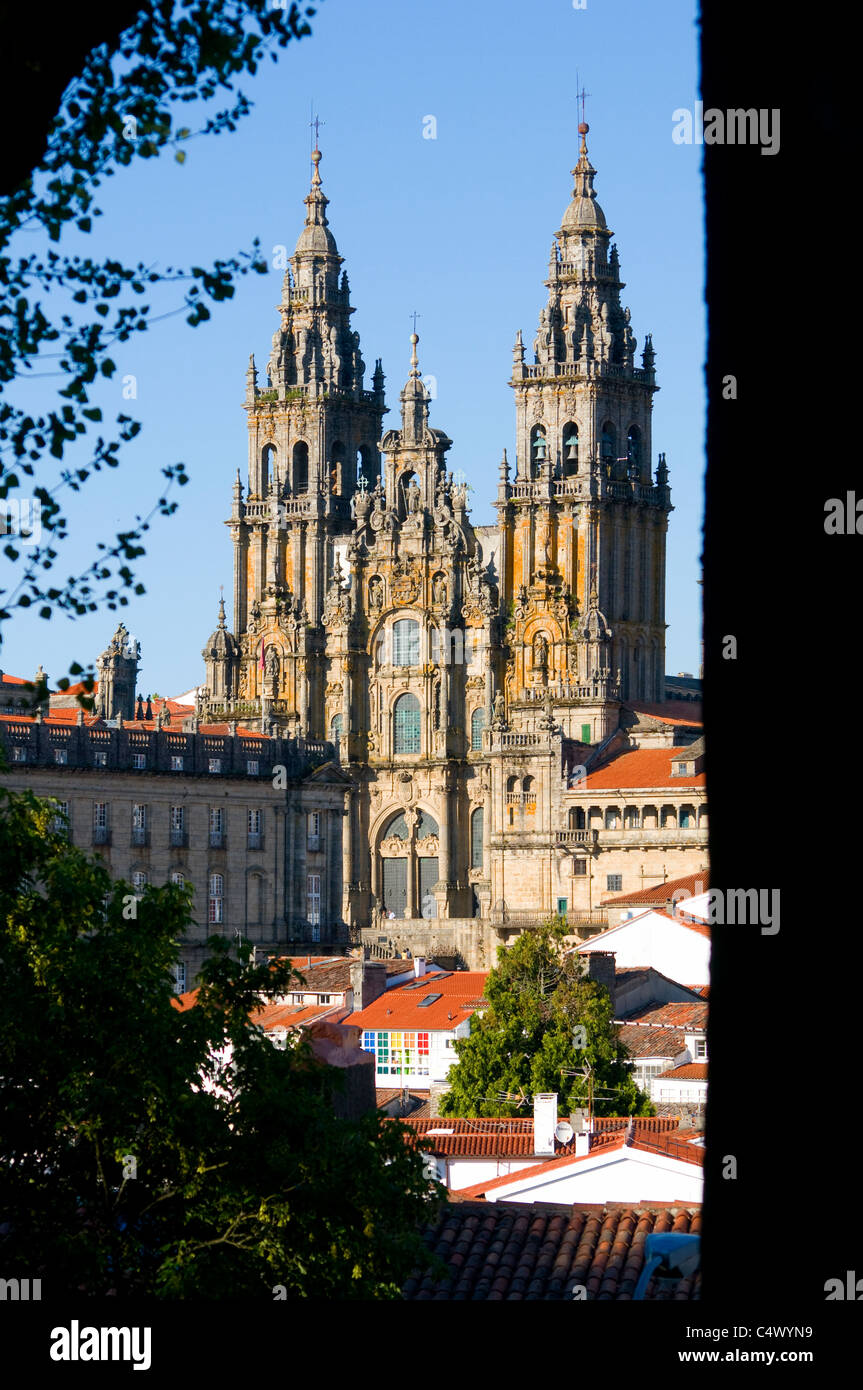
[198,122,691,963]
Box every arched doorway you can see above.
[377,808,440,919]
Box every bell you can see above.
[565,434,578,461]
[534,435,547,460]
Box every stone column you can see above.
[342,656,352,758]
[342,790,353,923]
[439,782,451,887]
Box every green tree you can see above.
[0,783,443,1298]
[438,919,653,1120]
[0,2,319,699]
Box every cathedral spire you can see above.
[400,331,429,443]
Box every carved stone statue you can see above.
[433,574,447,606]
[368,575,383,611]
[534,632,549,669]
[407,479,421,514]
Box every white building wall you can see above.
[577,909,711,987]
[485,1150,704,1205]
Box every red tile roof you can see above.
[580,746,706,790]
[452,1126,705,1200]
[616,1025,686,1059]
[656,1063,708,1081]
[0,673,31,685]
[404,1202,702,1300]
[252,1001,349,1032]
[626,701,703,727]
[348,971,489,1032]
[603,872,710,907]
[399,1115,683,1160]
[617,1002,708,1029]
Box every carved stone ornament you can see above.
[416,835,440,857]
[380,836,409,857]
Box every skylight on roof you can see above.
[417,993,442,1007]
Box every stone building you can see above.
[0,626,349,986]
[198,123,700,970]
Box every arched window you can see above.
[530,425,547,476]
[601,422,616,468]
[393,693,420,754]
[208,873,224,924]
[393,618,420,666]
[624,805,640,829]
[292,440,309,492]
[568,807,585,830]
[331,713,343,743]
[470,807,484,869]
[626,425,641,472]
[604,806,620,830]
[563,422,579,475]
[471,708,486,751]
[383,811,410,840]
[416,810,439,839]
[261,443,276,495]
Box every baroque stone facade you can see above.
[201,128,695,965]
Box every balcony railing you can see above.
[556,829,599,847]
[131,827,148,846]
[247,832,263,850]
[170,829,186,848]
[209,831,225,849]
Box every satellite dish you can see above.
[555,1121,574,1144]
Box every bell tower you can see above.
[211,145,388,734]
[501,119,672,735]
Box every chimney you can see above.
[413,956,426,978]
[575,1131,590,1157]
[585,950,616,1011]
[533,1093,557,1157]
[350,960,387,1012]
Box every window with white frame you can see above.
[307,811,321,852]
[170,805,185,846]
[208,873,224,924]
[208,757,222,774]
[209,807,224,847]
[246,759,259,776]
[132,752,146,770]
[607,874,622,892]
[93,802,109,843]
[694,1037,707,1059]
[392,618,420,667]
[170,871,185,887]
[171,755,184,772]
[94,749,108,767]
[50,801,69,836]
[53,747,68,765]
[248,808,262,848]
[11,746,27,762]
[174,962,187,994]
[307,873,321,926]
[132,871,148,897]
[132,804,147,844]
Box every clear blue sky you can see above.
[4,0,704,696]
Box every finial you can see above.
[409,331,420,378]
[576,75,592,153]
[217,589,227,627]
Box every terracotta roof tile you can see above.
[602,872,709,907]
[348,971,489,1032]
[404,1201,702,1300]
[617,1001,708,1029]
[399,1115,682,1160]
[616,1024,687,1059]
[581,746,705,791]
[656,1063,708,1081]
